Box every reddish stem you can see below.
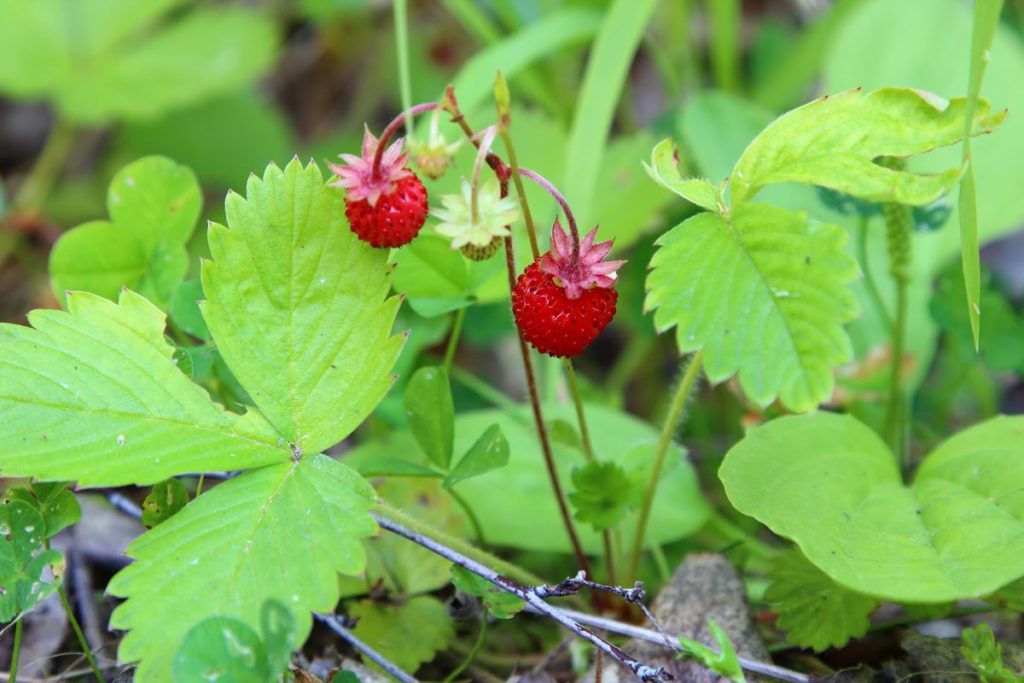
[371,102,440,178]
[519,167,581,261]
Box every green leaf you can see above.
[678,620,746,683]
[0,1,278,123]
[961,623,1023,683]
[0,289,287,487]
[444,424,509,489]
[349,596,454,673]
[49,156,201,309]
[173,617,271,683]
[391,233,498,317]
[568,461,633,532]
[680,91,775,182]
[450,565,525,619]
[168,279,211,341]
[729,87,1005,207]
[764,550,878,651]
[141,478,189,528]
[647,203,860,411]
[201,159,403,454]
[643,138,721,212]
[356,457,442,479]
[0,500,64,621]
[4,482,81,539]
[404,367,455,470]
[959,0,1005,349]
[109,455,376,681]
[720,412,1024,602]
[562,0,657,228]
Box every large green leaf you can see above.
[721,412,1024,602]
[647,203,859,411]
[110,455,376,682]
[0,0,278,123]
[729,88,1005,207]
[201,159,403,454]
[0,289,286,487]
[50,156,201,309]
[348,404,709,554]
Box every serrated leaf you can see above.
[0,289,287,487]
[4,482,81,539]
[404,367,454,469]
[644,138,721,212]
[444,424,509,489]
[0,1,278,123]
[678,620,745,683]
[729,87,1005,207]
[765,550,877,651]
[201,159,403,454]
[0,500,64,621]
[109,455,376,682]
[141,478,189,528]
[349,596,453,673]
[647,203,859,411]
[721,412,1024,602]
[568,460,633,532]
[169,279,211,341]
[49,156,201,309]
[962,623,1023,683]
[450,565,525,619]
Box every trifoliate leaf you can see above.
[568,460,633,532]
[678,620,746,683]
[643,138,721,212]
[49,156,200,309]
[647,203,859,411]
[729,87,1005,206]
[5,482,81,539]
[109,455,376,682]
[404,367,455,469]
[961,623,1023,683]
[444,424,509,489]
[0,1,278,123]
[721,412,1024,602]
[349,596,454,673]
[141,478,189,528]
[450,565,525,619]
[0,500,64,621]
[765,550,877,651]
[0,289,287,487]
[201,159,403,454]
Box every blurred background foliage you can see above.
[1,0,1024,510]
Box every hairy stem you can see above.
[371,102,440,175]
[443,308,466,374]
[12,119,76,214]
[626,350,704,582]
[519,167,581,257]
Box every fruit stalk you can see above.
[370,101,440,178]
[519,167,582,260]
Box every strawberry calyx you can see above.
[539,221,625,300]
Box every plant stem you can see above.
[56,580,108,683]
[12,119,76,215]
[856,215,894,334]
[443,610,488,683]
[449,365,524,416]
[626,350,704,582]
[496,107,540,260]
[195,473,205,496]
[393,0,414,137]
[9,619,22,683]
[372,102,440,174]
[563,361,595,462]
[449,487,489,550]
[443,308,466,374]
[519,167,580,256]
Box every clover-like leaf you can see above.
[721,412,1024,602]
[444,424,509,489]
[349,596,454,673]
[141,478,189,528]
[647,203,859,411]
[0,500,64,621]
[0,1,278,123]
[201,159,403,454]
[568,460,633,532]
[404,367,455,469]
[450,565,525,619]
[4,482,81,539]
[643,138,721,212]
[0,289,287,487]
[765,550,878,651]
[49,156,201,309]
[729,87,1005,206]
[110,455,375,682]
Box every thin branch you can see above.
[315,613,419,683]
[373,512,671,681]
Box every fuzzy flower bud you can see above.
[431,178,519,253]
[409,112,462,180]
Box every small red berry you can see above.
[344,174,428,248]
[329,126,428,248]
[513,262,618,357]
[512,221,626,358]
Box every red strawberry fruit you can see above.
[512,221,625,358]
[329,126,428,248]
